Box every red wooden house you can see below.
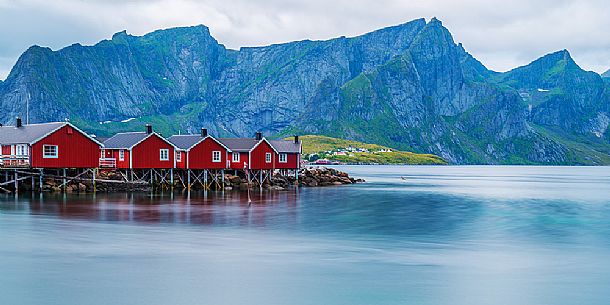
[101,125,176,169]
[219,132,279,170]
[168,128,231,170]
[0,118,102,168]
[269,136,302,170]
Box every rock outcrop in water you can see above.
[1,18,609,164]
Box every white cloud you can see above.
[0,0,609,80]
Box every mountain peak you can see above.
[602,69,610,78]
[429,17,442,26]
[112,30,129,39]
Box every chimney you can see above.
[201,128,208,137]
[16,117,22,128]
[145,124,153,134]
[255,132,262,140]
[294,135,299,144]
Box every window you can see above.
[279,153,287,163]
[265,152,272,163]
[176,152,182,162]
[16,144,28,156]
[159,149,169,161]
[100,149,105,158]
[212,151,221,163]
[232,152,240,163]
[43,145,58,158]
[119,150,125,161]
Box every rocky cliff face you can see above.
[1,18,609,164]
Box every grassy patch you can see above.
[295,135,446,165]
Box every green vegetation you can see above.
[294,135,447,165]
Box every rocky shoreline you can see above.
[18,167,363,193]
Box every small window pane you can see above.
[212,151,221,162]
[43,145,58,158]
[160,149,169,161]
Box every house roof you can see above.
[0,122,102,146]
[103,132,149,149]
[167,135,203,150]
[269,140,302,153]
[103,131,178,150]
[0,122,65,145]
[168,134,231,152]
[218,138,260,152]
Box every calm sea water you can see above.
[1,166,610,305]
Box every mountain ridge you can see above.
[1,18,609,164]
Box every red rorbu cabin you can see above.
[219,132,278,170]
[101,125,176,169]
[269,136,302,170]
[0,119,102,169]
[167,128,231,170]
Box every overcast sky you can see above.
[1,0,609,80]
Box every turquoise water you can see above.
[1,166,610,305]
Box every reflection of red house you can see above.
[168,128,231,170]
[0,119,102,168]
[101,125,176,169]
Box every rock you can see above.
[224,186,233,191]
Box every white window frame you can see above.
[119,150,125,161]
[265,152,272,163]
[279,153,287,163]
[232,152,240,163]
[159,149,169,161]
[176,152,182,162]
[43,145,58,159]
[16,144,28,156]
[212,151,221,163]
[100,149,105,158]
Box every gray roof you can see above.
[269,140,301,153]
[0,122,67,145]
[218,138,259,152]
[167,135,204,150]
[103,132,149,149]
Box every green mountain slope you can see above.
[1,18,609,165]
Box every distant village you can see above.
[307,145,393,165]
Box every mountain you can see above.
[603,69,610,78]
[1,18,609,164]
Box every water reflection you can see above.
[2,166,610,305]
[1,190,300,228]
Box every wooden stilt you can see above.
[14,170,18,192]
[204,170,208,190]
[93,168,97,192]
[187,170,191,191]
[39,169,44,191]
[62,168,67,192]
[221,169,225,189]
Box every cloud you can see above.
[0,0,609,80]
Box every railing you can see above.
[99,158,117,168]
[0,155,31,168]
